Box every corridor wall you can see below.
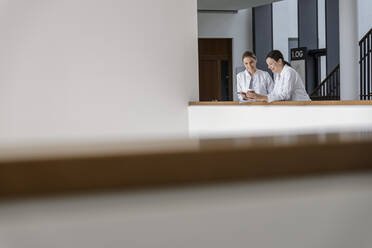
[0,0,199,145]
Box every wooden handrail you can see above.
[310,64,340,96]
[1,132,372,199]
[189,100,372,106]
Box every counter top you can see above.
[189,100,372,106]
[1,131,372,199]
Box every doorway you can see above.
[198,38,233,101]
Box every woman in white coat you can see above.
[247,50,310,102]
[237,51,274,101]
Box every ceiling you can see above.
[197,0,282,11]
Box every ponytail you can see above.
[266,50,290,67]
[283,60,291,67]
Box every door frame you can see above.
[198,38,233,101]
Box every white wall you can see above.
[198,9,252,101]
[318,0,326,49]
[272,0,372,43]
[273,0,298,62]
[188,105,372,138]
[358,0,372,39]
[0,0,199,145]
[2,172,372,248]
[339,0,359,100]
[273,0,325,81]
[318,0,326,81]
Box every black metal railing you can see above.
[360,28,372,100]
[310,64,340,100]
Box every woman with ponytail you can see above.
[247,50,310,102]
[237,51,274,102]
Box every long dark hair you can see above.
[266,50,291,67]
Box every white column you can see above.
[339,0,359,100]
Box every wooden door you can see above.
[198,39,233,101]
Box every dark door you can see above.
[198,38,233,101]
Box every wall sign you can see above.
[290,47,307,87]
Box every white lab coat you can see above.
[237,69,274,101]
[268,65,311,103]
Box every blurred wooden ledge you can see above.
[1,132,372,199]
[189,100,372,106]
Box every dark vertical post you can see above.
[364,41,367,100]
[360,41,363,100]
[327,73,330,97]
[253,4,273,75]
[325,0,340,74]
[368,35,370,100]
[332,73,335,98]
[298,0,318,93]
[337,67,340,98]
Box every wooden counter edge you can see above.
[1,139,372,199]
[189,100,372,106]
